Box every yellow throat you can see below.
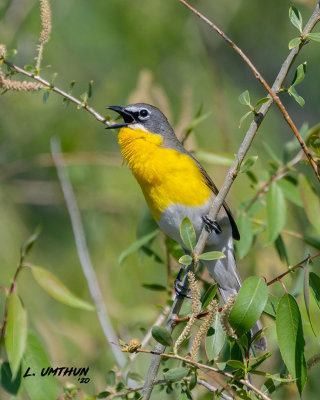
[118,127,211,221]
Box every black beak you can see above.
[105,106,135,130]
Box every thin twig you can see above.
[50,136,126,368]
[125,347,271,400]
[179,0,320,182]
[243,150,303,213]
[266,252,320,286]
[2,59,109,126]
[142,3,320,398]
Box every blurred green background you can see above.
[0,0,319,398]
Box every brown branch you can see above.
[179,0,320,183]
[266,252,320,286]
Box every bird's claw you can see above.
[174,278,192,298]
[202,215,222,234]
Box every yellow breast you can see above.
[118,127,211,220]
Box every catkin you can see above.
[190,299,218,360]
[39,0,52,44]
[174,271,201,353]
[220,293,238,340]
[0,71,42,91]
[0,44,6,59]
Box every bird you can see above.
[106,103,267,351]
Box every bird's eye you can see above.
[139,109,149,118]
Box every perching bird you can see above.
[106,103,266,351]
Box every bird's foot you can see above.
[174,264,192,298]
[202,215,222,234]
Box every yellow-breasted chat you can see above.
[106,103,266,351]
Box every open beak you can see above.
[105,106,135,130]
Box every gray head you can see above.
[106,103,182,148]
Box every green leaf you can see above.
[151,326,172,347]
[6,291,27,379]
[309,272,320,309]
[306,32,320,42]
[198,251,225,261]
[119,230,158,264]
[288,86,305,107]
[255,97,270,108]
[276,293,307,394]
[194,150,233,166]
[298,175,320,234]
[42,91,50,104]
[31,266,95,311]
[106,370,116,386]
[274,235,289,265]
[226,360,245,370]
[20,226,41,260]
[165,237,184,261]
[238,90,251,106]
[165,367,189,382]
[88,80,93,98]
[24,64,36,74]
[178,254,192,266]
[304,235,320,250]
[291,62,307,87]
[180,217,196,251]
[308,129,320,155]
[236,213,253,259]
[303,260,315,334]
[263,294,279,318]
[277,179,303,207]
[0,362,21,395]
[289,6,302,32]
[288,37,302,49]
[185,111,211,133]
[137,206,158,238]
[201,284,217,310]
[238,111,252,128]
[205,313,226,360]
[266,182,286,242]
[240,156,258,174]
[229,277,268,337]
[251,370,295,382]
[22,333,59,400]
[142,283,167,291]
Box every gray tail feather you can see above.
[204,238,267,351]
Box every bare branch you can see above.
[179,0,320,182]
[50,136,126,368]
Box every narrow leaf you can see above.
[201,284,217,310]
[0,362,21,395]
[306,32,320,42]
[20,226,41,259]
[303,260,315,334]
[22,333,59,400]
[226,360,245,370]
[255,97,270,107]
[240,156,258,174]
[31,266,95,311]
[304,236,320,250]
[267,182,286,242]
[238,111,252,128]
[276,293,307,394]
[289,6,302,32]
[274,235,289,265]
[251,370,295,382]
[6,291,27,379]
[142,283,167,291]
[288,37,302,49]
[309,272,320,309]
[151,326,172,347]
[194,150,233,166]
[277,179,303,207]
[236,213,253,259]
[198,251,225,261]
[229,277,268,337]
[263,294,279,318]
[288,86,305,107]
[205,313,226,360]
[238,90,251,106]
[299,175,320,234]
[119,230,158,264]
[180,217,196,251]
[165,368,189,382]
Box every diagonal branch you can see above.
[142,3,320,399]
[179,0,320,182]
